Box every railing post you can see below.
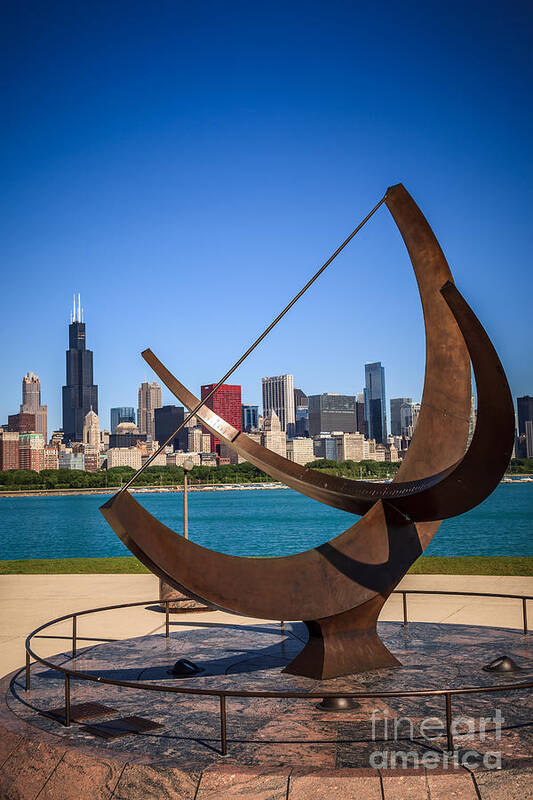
[25,651,31,691]
[402,592,408,626]
[522,598,528,635]
[64,674,71,727]
[219,695,227,755]
[445,693,453,751]
[165,601,170,639]
[72,615,77,658]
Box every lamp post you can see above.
[159,457,203,612]
[182,458,194,540]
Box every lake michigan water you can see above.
[0,484,532,560]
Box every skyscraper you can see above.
[201,383,242,453]
[62,295,98,443]
[83,408,100,447]
[20,372,47,442]
[517,396,533,436]
[293,388,308,408]
[294,388,309,437]
[308,393,357,437]
[262,375,295,434]
[18,433,45,472]
[0,431,19,471]
[526,420,533,459]
[400,401,421,437]
[242,404,259,432]
[110,407,136,433]
[137,381,162,440]
[262,410,286,457]
[82,408,100,472]
[390,397,412,436]
[295,405,309,437]
[154,405,187,451]
[364,362,387,443]
[355,392,366,435]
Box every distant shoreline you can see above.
[1,476,531,499]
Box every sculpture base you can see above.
[283,594,401,679]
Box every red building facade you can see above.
[200,383,242,454]
[18,433,45,472]
[0,431,19,470]
[8,412,36,433]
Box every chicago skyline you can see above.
[1,296,530,459]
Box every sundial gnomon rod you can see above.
[120,194,386,493]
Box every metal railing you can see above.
[396,588,530,635]
[23,590,533,756]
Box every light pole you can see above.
[182,458,194,540]
[159,457,205,612]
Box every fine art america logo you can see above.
[369,709,504,770]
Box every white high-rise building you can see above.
[261,374,295,434]
[83,408,100,448]
[137,381,162,440]
[261,410,286,457]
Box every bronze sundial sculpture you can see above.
[101,184,515,679]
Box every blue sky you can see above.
[1,0,531,433]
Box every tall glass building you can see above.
[110,407,136,433]
[62,295,98,443]
[242,404,259,432]
[154,405,187,451]
[389,397,412,436]
[364,362,387,443]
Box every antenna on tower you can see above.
[77,293,81,323]
[71,293,76,323]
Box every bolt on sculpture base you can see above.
[101,184,515,680]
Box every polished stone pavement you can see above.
[1,616,532,798]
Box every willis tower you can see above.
[62,294,98,443]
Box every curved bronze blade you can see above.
[101,492,421,620]
[391,281,515,520]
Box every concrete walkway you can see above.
[1,573,531,677]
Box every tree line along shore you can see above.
[0,458,532,494]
